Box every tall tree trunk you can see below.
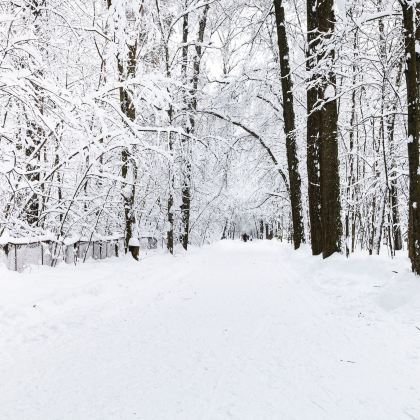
[118,44,138,259]
[401,1,420,273]
[345,28,358,257]
[180,4,210,250]
[306,0,323,255]
[345,86,356,257]
[387,61,404,252]
[378,2,403,255]
[167,132,175,255]
[374,192,386,255]
[180,2,190,250]
[345,19,359,257]
[25,0,47,228]
[273,0,305,249]
[155,0,175,254]
[107,0,139,259]
[317,0,342,258]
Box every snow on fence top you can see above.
[0,236,158,272]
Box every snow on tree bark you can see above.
[273,0,305,250]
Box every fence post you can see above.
[3,236,126,272]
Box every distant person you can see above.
[241,233,249,242]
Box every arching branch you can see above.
[199,109,290,193]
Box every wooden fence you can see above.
[0,236,158,272]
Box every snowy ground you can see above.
[1,240,420,420]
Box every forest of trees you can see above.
[1,0,420,272]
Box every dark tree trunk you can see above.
[388,108,403,252]
[108,0,139,259]
[180,4,210,251]
[118,44,138,260]
[390,179,403,251]
[25,121,43,227]
[317,0,342,258]
[167,148,175,256]
[273,0,305,249]
[25,1,47,228]
[401,1,420,273]
[180,3,190,251]
[167,110,175,255]
[221,219,228,240]
[306,0,323,255]
[388,59,404,252]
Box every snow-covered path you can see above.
[1,241,420,420]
